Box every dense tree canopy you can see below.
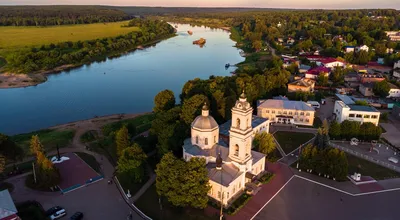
[155,153,210,209]
[373,81,391,98]
[116,126,130,157]
[117,143,147,183]
[153,90,176,113]
[0,133,23,161]
[0,6,131,26]
[253,132,276,156]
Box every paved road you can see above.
[254,177,399,220]
[380,122,400,148]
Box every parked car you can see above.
[50,209,67,220]
[46,206,63,217]
[70,212,84,220]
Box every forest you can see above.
[4,19,175,73]
[0,6,132,26]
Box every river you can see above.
[0,23,244,135]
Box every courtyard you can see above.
[253,177,400,220]
[273,131,315,155]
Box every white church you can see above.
[182,92,269,206]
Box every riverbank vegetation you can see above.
[0,6,131,26]
[11,129,75,155]
[2,19,175,74]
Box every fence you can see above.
[114,176,152,220]
[330,142,400,173]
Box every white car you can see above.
[388,157,398,164]
[50,209,66,220]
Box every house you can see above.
[182,93,268,207]
[318,58,345,68]
[359,82,375,97]
[288,78,315,93]
[333,101,380,126]
[257,99,315,126]
[394,60,400,69]
[305,66,331,79]
[388,83,400,99]
[356,45,369,52]
[282,57,299,69]
[304,55,324,62]
[386,31,400,41]
[0,190,20,220]
[358,73,385,84]
[386,48,394,54]
[344,46,356,53]
[299,64,311,73]
[344,72,360,87]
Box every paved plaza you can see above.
[253,177,400,220]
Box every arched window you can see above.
[214,136,216,143]
[196,136,199,144]
[205,138,208,145]
[236,118,240,128]
[235,144,239,156]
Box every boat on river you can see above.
[193,38,206,45]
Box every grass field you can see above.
[0,21,139,51]
[273,131,315,154]
[346,153,400,180]
[11,129,75,155]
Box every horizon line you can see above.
[0,5,398,10]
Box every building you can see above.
[388,83,400,99]
[386,31,400,41]
[356,45,369,52]
[358,73,385,84]
[344,72,360,87]
[359,82,375,97]
[344,46,356,53]
[299,64,311,73]
[395,60,400,69]
[0,190,20,220]
[182,93,267,206]
[394,61,400,80]
[318,58,345,68]
[333,101,380,126]
[257,99,315,126]
[287,78,315,93]
[305,66,331,79]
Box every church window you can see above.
[234,144,239,156]
[214,136,216,143]
[205,138,208,145]
[236,118,241,128]
[233,186,236,194]
[227,192,229,199]
[196,136,199,144]
[218,191,221,199]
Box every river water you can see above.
[0,24,244,135]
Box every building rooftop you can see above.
[306,66,331,75]
[335,94,355,105]
[258,99,315,112]
[219,115,268,137]
[348,105,379,112]
[0,190,18,219]
[208,163,243,187]
[361,82,375,88]
[288,79,313,88]
[183,139,230,161]
[273,95,289,100]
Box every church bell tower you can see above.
[228,91,253,165]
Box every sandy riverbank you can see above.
[0,64,80,89]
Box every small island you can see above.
[193,38,206,45]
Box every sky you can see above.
[1,0,400,9]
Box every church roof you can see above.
[183,138,230,161]
[207,163,243,187]
[219,115,268,137]
[192,115,219,131]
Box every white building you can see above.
[257,99,316,126]
[333,101,380,126]
[182,93,267,206]
[388,83,400,98]
[356,45,369,52]
[395,60,400,69]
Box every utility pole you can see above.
[56,144,61,160]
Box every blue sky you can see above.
[2,0,400,9]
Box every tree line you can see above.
[329,121,382,141]
[5,19,175,73]
[0,6,131,26]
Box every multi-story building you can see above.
[182,93,267,207]
[257,99,315,126]
[333,101,380,126]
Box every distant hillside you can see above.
[0,5,132,26]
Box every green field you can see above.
[273,131,315,154]
[0,21,139,50]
